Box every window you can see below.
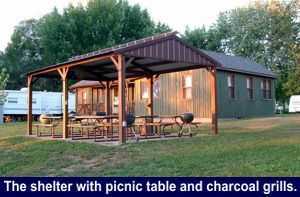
[32,98,37,104]
[182,74,192,99]
[246,77,254,100]
[227,74,235,99]
[7,97,18,103]
[140,80,149,99]
[261,79,272,99]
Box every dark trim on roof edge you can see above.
[217,67,277,79]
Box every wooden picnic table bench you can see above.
[34,116,62,138]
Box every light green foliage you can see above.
[0,68,9,104]
[213,0,299,75]
[284,63,300,96]
[183,26,222,51]
[184,0,300,102]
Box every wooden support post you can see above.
[147,76,154,116]
[144,76,154,135]
[57,67,69,139]
[210,66,218,135]
[27,75,33,135]
[111,55,126,144]
[105,81,111,115]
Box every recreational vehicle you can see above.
[3,89,75,121]
[289,95,300,113]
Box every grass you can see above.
[0,114,300,176]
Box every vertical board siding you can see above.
[217,71,275,118]
[134,68,212,119]
[134,69,275,119]
[74,69,275,119]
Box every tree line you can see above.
[0,0,299,104]
[0,0,170,91]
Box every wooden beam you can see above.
[111,54,126,144]
[126,67,148,74]
[117,55,126,144]
[110,55,119,70]
[98,80,105,87]
[209,66,218,135]
[130,61,154,75]
[105,81,111,115]
[154,74,160,80]
[57,67,69,79]
[31,77,39,85]
[79,68,110,80]
[57,68,70,139]
[27,75,33,135]
[128,60,173,68]
[147,76,154,116]
[125,57,135,67]
[31,54,113,77]
[62,78,69,138]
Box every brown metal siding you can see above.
[124,38,214,66]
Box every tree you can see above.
[215,0,299,103]
[0,68,9,104]
[184,0,299,103]
[2,0,170,90]
[284,52,300,97]
[3,19,41,89]
[37,0,170,65]
[183,26,223,51]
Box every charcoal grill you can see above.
[178,112,194,137]
[126,113,139,142]
[96,111,107,116]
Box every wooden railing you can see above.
[77,104,105,115]
[77,102,135,115]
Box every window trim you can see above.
[246,77,254,100]
[227,73,235,99]
[182,73,193,100]
[261,79,272,100]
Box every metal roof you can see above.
[201,50,276,78]
[69,80,103,89]
[27,32,221,80]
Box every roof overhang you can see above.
[27,32,222,81]
[217,67,277,79]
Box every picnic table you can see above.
[72,115,119,140]
[74,115,118,121]
[35,116,62,138]
[46,116,62,122]
[133,115,181,136]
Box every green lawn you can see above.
[0,115,300,176]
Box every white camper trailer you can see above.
[0,104,3,124]
[289,95,300,113]
[3,89,75,121]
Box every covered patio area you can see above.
[27,32,221,144]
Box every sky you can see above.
[0,0,253,51]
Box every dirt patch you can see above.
[61,166,76,173]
